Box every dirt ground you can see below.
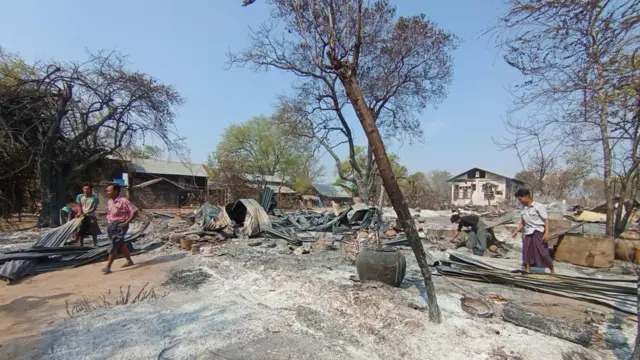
[0,238,635,360]
[0,250,189,360]
[0,212,637,360]
[0,216,38,232]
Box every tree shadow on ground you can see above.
[0,293,73,313]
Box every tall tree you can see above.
[334,145,406,201]
[492,1,640,354]
[0,52,38,218]
[237,0,457,322]
[582,177,606,203]
[399,171,441,209]
[235,1,457,205]
[426,170,452,206]
[492,0,639,237]
[129,144,164,159]
[211,115,323,190]
[0,50,184,226]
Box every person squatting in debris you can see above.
[450,213,488,256]
[511,188,555,275]
[75,183,102,247]
[59,204,77,225]
[102,183,138,274]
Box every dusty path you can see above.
[0,250,188,360]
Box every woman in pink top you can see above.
[103,183,139,274]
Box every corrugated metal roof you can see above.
[249,184,296,194]
[244,174,288,183]
[133,177,185,190]
[312,183,352,198]
[447,167,523,183]
[131,158,207,178]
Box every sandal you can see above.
[121,262,134,268]
[101,267,112,274]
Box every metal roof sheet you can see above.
[243,174,289,183]
[133,177,186,190]
[249,184,296,194]
[131,158,207,178]
[447,167,524,183]
[312,183,352,198]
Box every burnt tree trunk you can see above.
[341,74,442,323]
[36,158,70,228]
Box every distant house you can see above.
[129,158,208,207]
[243,174,297,208]
[205,170,297,207]
[312,183,353,205]
[243,174,296,196]
[448,168,524,207]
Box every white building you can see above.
[448,167,524,207]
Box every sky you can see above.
[0,0,527,181]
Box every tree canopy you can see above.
[0,49,184,226]
[493,0,639,235]
[209,115,324,192]
[230,0,458,203]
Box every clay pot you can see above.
[191,243,201,255]
[355,247,406,287]
[180,238,193,251]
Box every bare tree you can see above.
[491,1,640,354]
[236,0,459,323]
[233,1,457,205]
[0,50,184,226]
[493,115,564,196]
[491,0,639,237]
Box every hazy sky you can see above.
[0,0,527,181]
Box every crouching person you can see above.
[450,213,488,256]
[103,183,138,274]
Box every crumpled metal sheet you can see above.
[197,203,223,231]
[0,259,37,283]
[33,217,83,248]
[0,219,150,283]
[260,187,275,211]
[348,207,381,230]
[226,199,272,236]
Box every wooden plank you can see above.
[554,233,615,268]
[503,304,596,346]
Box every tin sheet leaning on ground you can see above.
[0,220,149,283]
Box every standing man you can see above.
[511,189,555,275]
[103,183,138,274]
[75,183,101,246]
[450,213,488,256]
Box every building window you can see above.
[453,185,459,200]
[471,184,476,191]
